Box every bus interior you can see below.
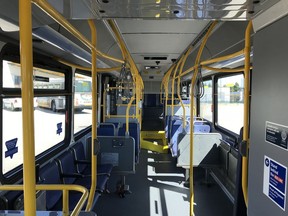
[0,0,288,216]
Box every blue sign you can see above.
[5,138,18,159]
[270,160,286,194]
[263,156,287,210]
[269,185,285,209]
[57,122,62,135]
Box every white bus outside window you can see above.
[74,73,92,134]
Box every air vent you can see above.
[144,56,167,60]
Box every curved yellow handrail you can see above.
[32,0,124,64]
[189,21,218,216]
[126,96,136,134]
[171,56,184,117]
[177,46,194,128]
[242,20,253,207]
[0,184,88,216]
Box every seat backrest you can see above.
[56,151,78,184]
[118,123,140,163]
[97,123,115,136]
[71,142,88,173]
[194,124,211,133]
[39,160,62,210]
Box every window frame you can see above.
[198,77,213,122]
[0,44,72,184]
[214,72,244,139]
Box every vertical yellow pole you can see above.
[242,20,253,207]
[19,1,36,215]
[126,97,136,134]
[86,19,97,211]
[171,58,183,116]
[178,46,193,128]
[62,189,69,216]
[103,89,106,122]
[189,21,217,216]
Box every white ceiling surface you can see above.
[115,19,209,81]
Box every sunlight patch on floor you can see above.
[150,186,163,216]
[147,165,185,177]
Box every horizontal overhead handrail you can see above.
[201,65,252,73]
[32,0,124,64]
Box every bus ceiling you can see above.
[0,0,284,80]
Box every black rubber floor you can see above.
[93,150,233,216]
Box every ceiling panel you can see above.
[116,19,209,34]
[122,34,197,54]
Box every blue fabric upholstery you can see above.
[71,141,114,176]
[118,123,140,163]
[56,148,109,192]
[39,161,62,210]
[97,123,115,136]
[194,124,211,133]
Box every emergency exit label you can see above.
[266,121,288,150]
[263,156,287,210]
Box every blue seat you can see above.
[194,124,211,133]
[169,120,184,157]
[39,161,63,210]
[97,123,115,136]
[39,159,102,211]
[118,123,140,163]
[71,141,114,177]
[56,150,109,193]
[165,115,171,139]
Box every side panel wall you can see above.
[248,15,288,215]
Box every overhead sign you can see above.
[266,121,288,150]
[263,156,287,210]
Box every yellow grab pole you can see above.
[164,66,175,116]
[178,46,193,128]
[126,97,136,134]
[171,57,184,117]
[200,49,244,65]
[103,88,107,122]
[189,21,217,216]
[62,189,69,216]
[201,65,252,73]
[32,0,124,64]
[86,19,97,211]
[242,20,253,207]
[19,1,36,215]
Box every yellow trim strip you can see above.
[19,1,36,215]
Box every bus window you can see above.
[217,74,244,134]
[200,80,213,121]
[3,60,65,90]
[74,73,92,134]
[2,60,67,175]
